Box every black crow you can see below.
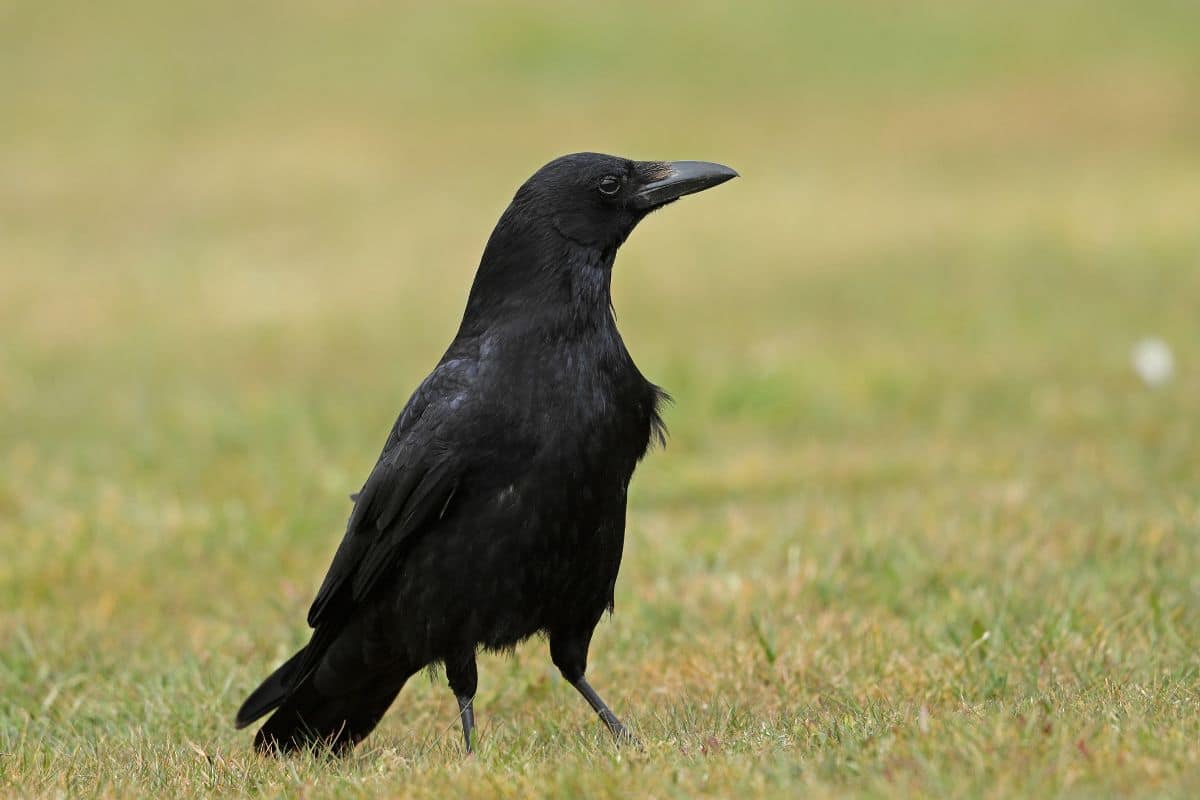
[235,153,737,754]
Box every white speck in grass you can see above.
[1132,338,1174,388]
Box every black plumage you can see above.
[235,153,737,754]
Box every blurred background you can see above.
[2,1,1198,795]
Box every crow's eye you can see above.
[598,175,621,196]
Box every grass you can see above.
[3,0,1200,796]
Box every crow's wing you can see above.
[306,358,476,628]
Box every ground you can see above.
[2,1,1199,797]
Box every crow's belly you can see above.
[382,468,629,660]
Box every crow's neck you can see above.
[459,221,619,343]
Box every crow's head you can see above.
[464,153,736,325]
[511,152,737,250]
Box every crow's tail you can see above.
[250,671,409,754]
[236,625,411,755]
[235,646,308,730]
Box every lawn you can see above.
[2,1,1199,796]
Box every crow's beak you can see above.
[631,161,739,210]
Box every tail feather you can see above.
[253,672,409,754]
[238,623,412,755]
[236,624,341,730]
[235,647,308,729]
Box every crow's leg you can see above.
[571,676,636,743]
[549,628,640,746]
[445,649,478,754]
